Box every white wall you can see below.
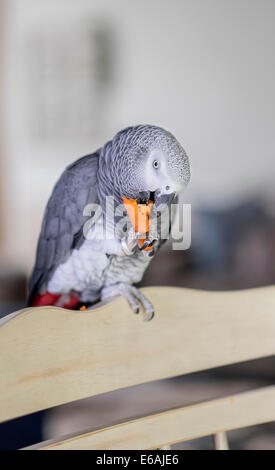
[2,0,275,270]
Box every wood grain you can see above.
[1,286,275,423]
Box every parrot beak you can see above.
[154,189,176,208]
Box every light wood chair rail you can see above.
[28,386,275,450]
[1,286,275,449]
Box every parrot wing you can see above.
[27,152,100,305]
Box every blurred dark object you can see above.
[0,411,45,450]
[141,199,275,291]
[0,271,26,317]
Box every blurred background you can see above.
[1,0,275,450]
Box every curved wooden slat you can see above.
[30,385,275,450]
[1,286,275,423]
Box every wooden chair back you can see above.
[1,286,275,449]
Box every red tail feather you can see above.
[32,291,79,309]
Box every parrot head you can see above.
[98,124,191,208]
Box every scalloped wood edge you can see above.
[1,286,275,423]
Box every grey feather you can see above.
[27,152,99,305]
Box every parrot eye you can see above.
[152,160,159,169]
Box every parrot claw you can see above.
[120,227,139,256]
[101,283,154,321]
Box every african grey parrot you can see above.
[28,125,190,320]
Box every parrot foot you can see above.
[101,283,154,321]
